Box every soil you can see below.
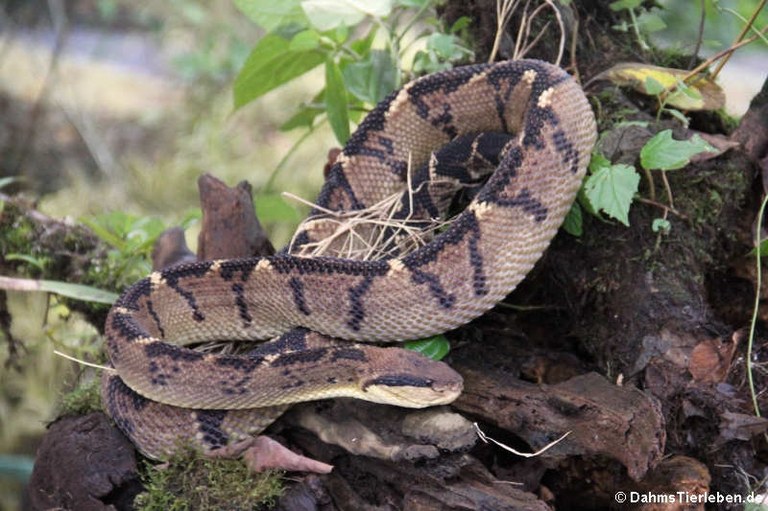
[13,1,768,510]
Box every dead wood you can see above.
[453,370,665,481]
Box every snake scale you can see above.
[102,59,597,460]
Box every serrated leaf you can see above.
[640,130,717,171]
[583,163,640,226]
[595,63,725,111]
[588,151,611,174]
[234,34,325,109]
[562,202,583,237]
[0,276,118,304]
[234,0,307,31]
[404,335,451,361]
[324,58,350,144]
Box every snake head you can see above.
[359,348,463,407]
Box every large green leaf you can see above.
[234,34,325,110]
[640,129,716,171]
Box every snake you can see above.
[101,59,597,460]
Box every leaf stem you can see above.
[711,0,767,79]
[264,124,320,192]
[747,192,768,418]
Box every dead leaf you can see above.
[594,62,725,111]
[688,337,737,383]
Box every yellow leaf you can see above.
[595,63,725,111]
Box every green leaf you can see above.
[342,50,398,104]
[301,0,393,31]
[324,58,350,144]
[666,80,704,110]
[396,0,429,7]
[588,151,611,174]
[81,212,165,253]
[609,0,643,10]
[450,16,472,33]
[753,239,768,257]
[234,34,325,110]
[0,276,118,304]
[349,25,378,55]
[651,217,671,233]
[288,29,321,51]
[254,193,302,223]
[664,108,690,127]
[583,163,640,226]
[636,11,667,32]
[280,102,325,131]
[233,0,307,31]
[5,253,47,271]
[404,335,451,361]
[639,130,716,171]
[562,202,583,237]
[644,76,665,96]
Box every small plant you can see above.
[82,210,199,290]
[567,129,716,237]
[232,0,473,146]
[609,0,667,51]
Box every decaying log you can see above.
[25,413,142,510]
[454,369,665,481]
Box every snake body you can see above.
[102,59,597,459]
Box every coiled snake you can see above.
[102,59,597,459]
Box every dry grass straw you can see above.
[286,154,457,262]
[489,0,566,66]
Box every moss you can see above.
[0,204,44,275]
[134,447,284,511]
[59,379,102,417]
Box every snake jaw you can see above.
[359,356,464,407]
[360,377,463,408]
